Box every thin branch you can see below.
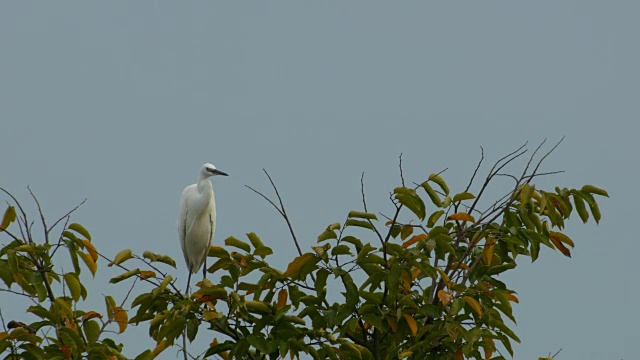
[27,186,48,245]
[47,198,87,234]
[464,146,484,193]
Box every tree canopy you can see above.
[0,141,608,359]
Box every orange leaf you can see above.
[402,234,428,249]
[82,240,99,262]
[139,270,156,280]
[462,296,483,316]
[81,311,103,323]
[385,220,394,226]
[112,307,128,333]
[447,212,476,223]
[454,350,463,360]
[60,344,72,359]
[504,293,519,303]
[194,295,216,304]
[363,321,372,330]
[438,290,453,306]
[210,338,219,347]
[401,313,418,336]
[386,317,398,333]
[276,289,288,309]
[285,253,315,277]
[549,231,575,247]
[483,337,495,359]
[549,235,571,257]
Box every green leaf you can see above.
[342,273,359,309]
[394,189,426,220]
[317,230,337,242]
[345,219,375,230]
[428,173,450,195]
[68,223,91,241]
[63,273,82,302]
[342,236,364,253]
[224,237,251,252]
[83,320,101,343]
[331,245,352,256]
[420,182,443,207]
[246,232,264,249]
[109,268,141,284]
[577,191,601,223]
[581,185,609,197]
[348,211,378,220]
[315,269,330,296]
[486,263,516,275]
[452,192,476,203]
[427,210,445,228]
[109,249,133,267]
[254,246,273,258]
[571,191,589,223]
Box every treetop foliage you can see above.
[0,141,607,359]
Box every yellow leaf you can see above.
[0,206,17,232]
[462,296,483,316]
[402,234,428,249]
[139,270,156,280]
[438,290,453,306]
[447,212,476,223]
[401,313,418,336]
[436,268,451,288]
[203,311,218,321]
[78,252,97,276]
[113,307,128,333]
[284,253,315,277]
[152,340,169,357]
[81,311,103,323]
[399,271,412,293]
[276,289,288,309]
[482,237,496,265]
[108,249,133,267]
[210,338,219,347]
[386,317,398,333]
[82,240,99,262]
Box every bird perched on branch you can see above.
[178,163,228,293]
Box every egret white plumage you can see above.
[178,163,228,293]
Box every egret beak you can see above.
[213,169,228,176]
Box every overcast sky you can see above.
[1,2,637,359]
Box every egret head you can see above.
[201,163,228,178]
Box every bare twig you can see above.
[399,153,405,187]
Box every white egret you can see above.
[178,163,228,293]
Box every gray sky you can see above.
[1,2,637,359]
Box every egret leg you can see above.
[186,272,192,295]
[203,257,207,280]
